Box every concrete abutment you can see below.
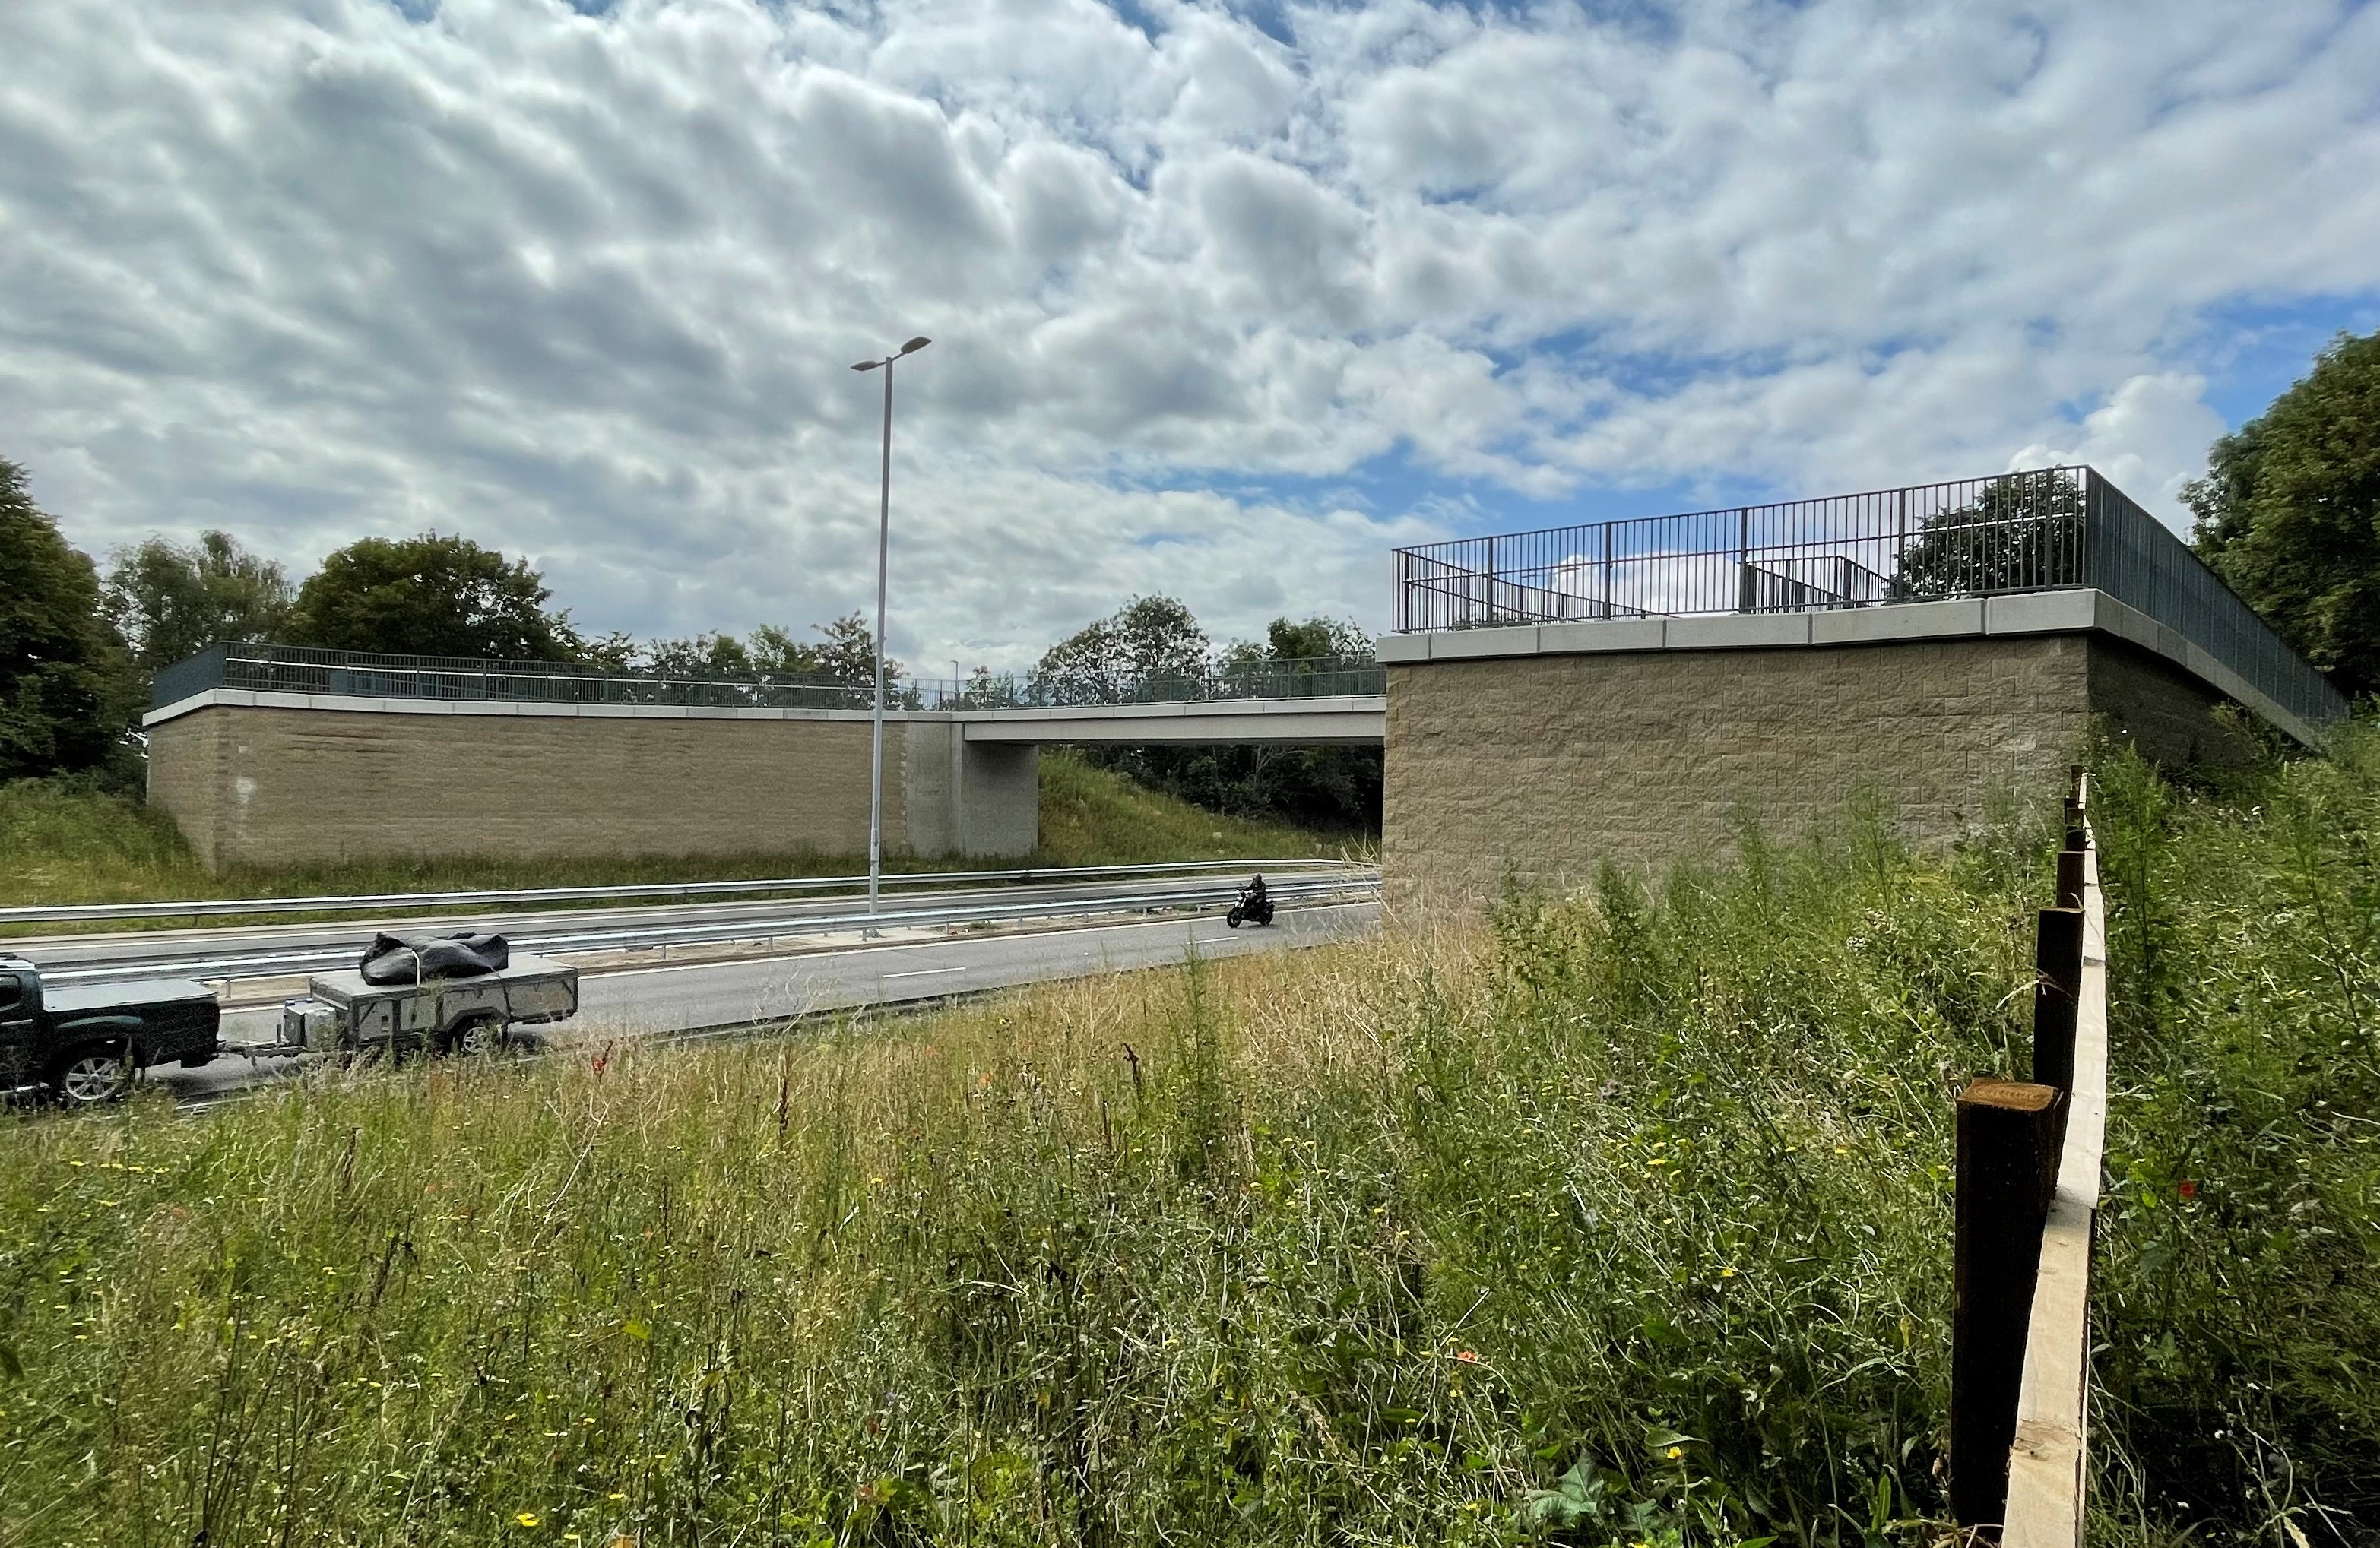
[1380,609,2263,905]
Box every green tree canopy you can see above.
[637,615,899,689]
[1037,596,1211,701]
[1,459,141,781]
[2187,328,2380,697]
[103,530,294,669]
[1894,469,2085,601]
[639,632,756,677]
[1218,616,1375,670]
[285,533,580,660]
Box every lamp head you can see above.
[851,359,880,372]
[899,336,932,355]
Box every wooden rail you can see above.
[1950,767,2106,1541]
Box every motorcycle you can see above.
[1225,875,1276,929]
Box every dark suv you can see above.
[0,953,220,1105]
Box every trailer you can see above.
[268,953,579,1057]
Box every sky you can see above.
[2,0,2377,673]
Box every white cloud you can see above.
[2008,372,2232,527]
[0,0,2374,669]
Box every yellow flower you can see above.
[1720,1267,1737,1279]
[607,1493,627,1502]
[517,1512,541,1527]
[1665,1445,1684,1461]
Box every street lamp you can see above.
[850,334,931,927]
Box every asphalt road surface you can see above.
[151,900,1381,1103]
[16,869,1370,981]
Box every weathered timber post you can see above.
[2054,849,2086,911]
[1950,1078,2065,1533]
[2032,907,2086,1095]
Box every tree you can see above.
[639,633,756,678]
[638,616,902,689]
[1894,469,2085,602]
[1063,605,1384,834]
[1,458,142,782]
[804,613,902,690]
[103,530,293,668]
[1037,596,1211,701]
[284,533,581,660]
[1258,616,1372,663]
[2186,328,2380,698]
[1218,616,1374,686]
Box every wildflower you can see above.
[1719,1267,1736,1279]
[1665,1445,1684,1460]
[517,1511,542,1527]
[1456,1350,1478,1363]
[2178,1179,2198,1200]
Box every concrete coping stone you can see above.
[144,686,1390,734]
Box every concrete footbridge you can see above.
[141,644,1386,869]
[141,465,2344,881]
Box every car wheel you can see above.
[52,1045,135,1106]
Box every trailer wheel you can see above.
[50,1044,136,1106]
[445,1016,508,1057]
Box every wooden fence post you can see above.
[1950,1079,2064,1532]
[2054,850,2086,911]
[2032,908,2086,1095]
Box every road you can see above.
[14,869,1373,983]
[150,900,1381,1103]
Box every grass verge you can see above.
[0,739,2370,1544]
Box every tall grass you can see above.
[0,750,1347,920]
[2088,736,2380,1543]
[1,742,2371,1545]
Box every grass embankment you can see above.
[2,743,2372,1544]
[0,749,1351,919]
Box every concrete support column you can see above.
[901,721,1040,858]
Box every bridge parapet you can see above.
[1389,466,2345,741]
[1381,469,2347,903]
[152,642,1385,719]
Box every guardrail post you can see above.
[1951,1078,2064,1533]
[2032,908,2086,1096]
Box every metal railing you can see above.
[153,643,1385,715]
[1390,467,2348,731]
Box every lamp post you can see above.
[850,334,931,928]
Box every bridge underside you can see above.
[956,698,1383,745]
